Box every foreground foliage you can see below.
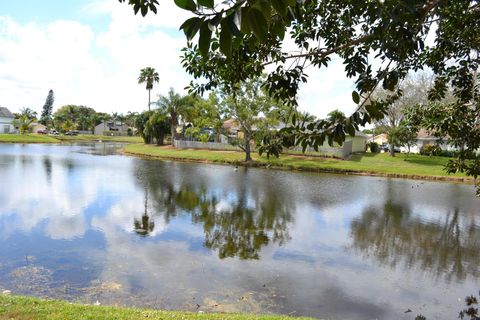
[0,295,313,320]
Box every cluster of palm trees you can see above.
[138,66,194,145]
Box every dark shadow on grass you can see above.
[349,152,378,162]
[402,155,448,167]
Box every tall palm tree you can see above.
[154,88,192,145]
[138,67,159,111]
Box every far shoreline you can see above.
[122,144,476,185]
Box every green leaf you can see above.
[197,0,214,8]
[227,12,241,37]
[253,0,272,22]
[180,17,202,40]
[240,7,251,34]
[198,23,212,57]
[271,0,287,16]
[220,20,232,57]
[352,91,360,104]
[174,0,196,12]
[246,8,268,41]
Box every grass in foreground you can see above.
[0,295,313,320]
[0,134,60,143]
[124,144,470,180]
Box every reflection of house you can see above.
[0,107,15,133]
[30,122,47,133]
[94,121,129,136]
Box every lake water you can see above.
[1,143,479,319]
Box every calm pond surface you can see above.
[1,143,480,319]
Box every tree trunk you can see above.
[171,115,177,146]
[244,132,252,162]
[171,124,176,146]
[148,89,151,111]
[157,133,164,146]
[389,143,395,157]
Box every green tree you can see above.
[372,74,431,156]
[387,125,418,157]
[154,88,192,145]
[221,77,286,161]
[134,110,154,143]
[53,105,96,133]
[187,92,225,142]
[138,67,159,111]
[39,89,54,128]
[13,115,33,134]
[406,101,480,194]
[121,0,480,193]
[144,110,170,145]
[19,107,37,121]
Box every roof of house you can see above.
[0,107,14,118]
[416,128,438,140]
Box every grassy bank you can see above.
[124,144,472,182]
[0,134,60,143]
[0,134,143,144]
[55,135,143,143]
[0,295,313,320]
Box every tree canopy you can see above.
[120,0,480,192]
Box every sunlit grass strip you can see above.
[0,295,314,320]
[124,144,472,182]
[0,134,60,143]
[55,135,143,143]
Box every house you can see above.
[400,129,456,153]
[372,133,388,145]
[30,122,47,133]
[94,121,129,136]
[0,107,15,133]
[348,131,369,153]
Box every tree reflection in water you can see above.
[133,161,293,259]
[133,188,155,237]
[350,199,480,281]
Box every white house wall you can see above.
[0,116,14,133]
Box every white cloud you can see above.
[0,0,357,118]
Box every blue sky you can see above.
[0,0,356,117]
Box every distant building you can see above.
[0,107,15,133]
[30,122,47,133]
[94,121,129,136]
[400,129,457,153]
[372,133,388,145]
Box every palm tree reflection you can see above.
[133,161,293,259]
[133,188,155,237]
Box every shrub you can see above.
[368,142,380,153]
[420,144,442,156]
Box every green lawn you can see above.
[0,134,60,143]
[0,295,313,320]
[55,135,143,143]
[0,134,143,144]
[124,144,471,181]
